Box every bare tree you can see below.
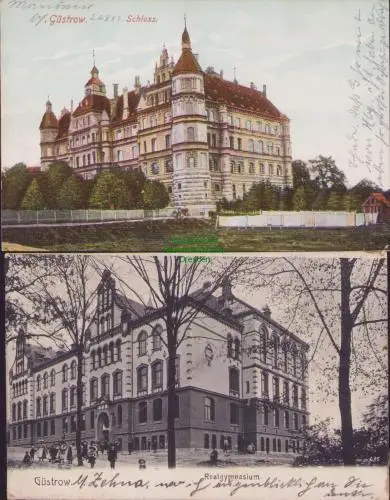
[95,255,253,468]
[6,254,99,466]
[246,256,387,465]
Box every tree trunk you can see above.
[76,348,84,466]
[339,259,355,465]
[167,344,177,469]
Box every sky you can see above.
[1,0,389,188]
[6,254,388,429]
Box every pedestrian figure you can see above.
[210,449,218,465]
[223,438,229,455]
[128,438,133,455]
[152,439,157,453]
[147,440,151,451]
[107,443,118,469]
[66,445,73,465]
[247,442,255,454]
[30,446,35,461]
[23,451,32,465]
[37,442,46,463]
[87,445,97,468]
[138,458,146,469]
[82,442,88,459]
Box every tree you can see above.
[248,257,387,465]
[309,156,346,191]
[343,193,361,212]
[311,189,329,210]
[143,180,170,209]
[6,255,98,465]
[326,191,344,211]
[98,256,251,468]
[292,186,307,211]
[2,163,31,209]
[42,161,73,208]
[57,176,84,209]
[350,179,382,207]
[89,171,127,209]
[119,170,147,209]
[21,179,45,210]
[292,160,311,190]
[278,186,294,211]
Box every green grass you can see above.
[3,220,389,252]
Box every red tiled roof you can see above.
[56,111,71,139]
[364,192,390,207]
[182,27,190,45]
[172,48,202,75]
[27,166,42,173]
[85,76,103,86]
[204,74,284,119]
[112,90,140,121]
[73,94,111,117]
[39,111,58,130]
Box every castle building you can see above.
[39,24,293,215]
[9,272,309,457]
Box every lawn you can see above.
[2,220,389,252]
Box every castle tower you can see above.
[154,44,174,84]
[39,100,59,167]
[171,22,215,215]
[84,64,106,96]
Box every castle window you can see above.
[151,138,157,152]
[249,162,255,174]
[82,155,86,166]
[12,404,16,422]
[232,184,236,200]
[293,384,299,407]
[243,184,246,195]
[204,397,215,421]
[115,339,121,361]
[138,331,147,356]
[138,401,147,423]
[235,117,241,128]
[97,347,102,366]
[137,365,148,393]
[204,434,210,449]
[144,141,147,153]
[215,183,220,192]
[23,400,28,419]
[267,142,274,154]
[165,135,171,148]
[188,156,195,168]
[229,367,240,395]
[153,398,163,421]
[37,375,41,391]
[277,165,282,176]
[36,397,42,417]
[246,120,252,130]
[261,372,269,398]
[234,337,240,360]
[230,403,239,424]
[61,389,68,412]
[101,374,110,398]
[229,136,234,149]
[269,164,274,176]
[62,365,68,383]
[264,406,269,426]
[76,157,80,168]
[258,141,264,154]
[227,334,233,358]
[43,373,48,388]
[90,378,98,401]
[301,388,307,410]
[17,402,22,420]
[187,127,195,142]
[151,361,163,390]
[117,405,122,426]
[276,146,280,156]
[248,139,254,152]
[294,413,299,430]
[152,325,162,351]
[274,408,280,427]
[151,163,159,174]
[113,371,122,396]
[71,360,77,379]
[50,393,55,414]
[117,150,123,161]
[212,134,217,147]
[283,381,290,405]
[237,138,242,150]
[43,395,48,416]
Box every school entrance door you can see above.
[96,412,110,443]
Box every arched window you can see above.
[113,371,122,396]
[204,397,215,421]
[204,433,210,449]
[50,393,55,413]
[138,401,147,423]
[91,350,96,370]
[229,367,239,395]
[118,404,123,426]
[152,325,162,351]
[115,339,121,361]
[37,375,41,391]
[234,337,240,360]
[109,342,115,364]
[282,343,288,372]
[90,378,98,401]
[187,127,195,141]
[137,365,148,393]
[70,386,76,408]
[101,374,110,398]
[276,165,282,176]
[227,334,233,358]
[267,142,274,154]
[17,402,22,420]
[261,371,269,398]
[36,397,42,417]
[151,361,163,390]
[103,345,108,366]
[61,389,68,411]
[153,398,163,421]
[293,384,299,407]
[23,400,28,419]
[43,372,48,389]
[50,369,56,387]
[188,156,195,168]
[248,139,254,152]
[274,408,280,427]
[138,331,147,356]
[71,360,77,379]
[258,140,263,154]
[12,403,16,422]
[97,347,102,367]
[43,395,48,415]
[284,410,290,428]
[261,437,265,451]
[62,365,68,383]
[292,345,297,376]
[272,335,278,367]
[301,388,307,410]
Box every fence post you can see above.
[36,211,39,225]
[54,211,56,223]
[17,212,21,224]
[86,210,89,222]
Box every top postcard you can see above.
[1,0,389,253]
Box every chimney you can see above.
[263,84,267,97]
[122,87,129,119]
[220,69,224,78]
[134,75,141,93]
[221,278,232,301]
[70,99,73,113]
[113,83,119,98]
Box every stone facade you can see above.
[9,272,308,456]
[39,25,293,215]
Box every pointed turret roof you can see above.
[39,100,58,130]
[172,24,202,75]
